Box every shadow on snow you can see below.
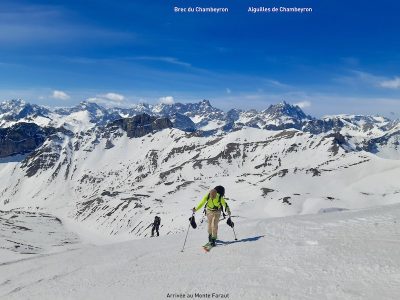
[216,235,265,245]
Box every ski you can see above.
[202,243,214,252]
[203,242,210,247]
[203,245,213,252]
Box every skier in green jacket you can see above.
[193,188,231,247]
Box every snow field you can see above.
[1,204,399,300]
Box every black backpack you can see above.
[154,216,161,226]
[214,186,225,197]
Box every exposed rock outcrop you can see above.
[108,114,173,138]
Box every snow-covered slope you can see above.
[1,99,400,241]
[1,98,400,299]
[0,209,79,262]
[1,125,400,240]
[1,203,399,300]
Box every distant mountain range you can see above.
[1,98,400,239]
[1,99,399,159]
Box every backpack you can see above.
[154,216,161,226]
[214,186,225,197]
[204,186,226,214]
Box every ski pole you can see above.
[232,225,238,241]
[181,212,194,252]
[200,213,206,224]
[145,223,153,231]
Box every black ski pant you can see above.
[151,224,159,236]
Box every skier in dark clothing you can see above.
[151,216,161,237]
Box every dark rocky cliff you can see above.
[108,114,173,138]
[0,123,48,158]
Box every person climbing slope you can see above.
[192,186,231,250]
[151,215,161,237]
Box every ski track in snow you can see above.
[1,204,400,300]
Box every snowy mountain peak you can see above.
[78,101,102,110]
[323,114,391,124]
[264,101,311,121]
[0,98,27,110]
[321,114,395,136]
[1,98,400,159]
[0,99,51,127]
[132,102,152,111]
[199,99,211,106]
[0,99,28,115]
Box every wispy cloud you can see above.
[159,96,175,105]
[337,70,384,86]
[380,77,400,89]
[264,78,292,89]
[102,92,125,102]
[264,79,291,89]
[0,3,134,46]
[335,70,400,90]
[0,25,134,46]
[87,92,126,106]
[294,101,311,108]
[133,56,192,68]
[52,55,195,71]
[51,90,70,100]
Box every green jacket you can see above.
[195,193,228,212]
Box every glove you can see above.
[189,216,197,229]
[227,217,234,228]
[192,207,196,213]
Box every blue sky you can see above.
[0,0,400,117]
